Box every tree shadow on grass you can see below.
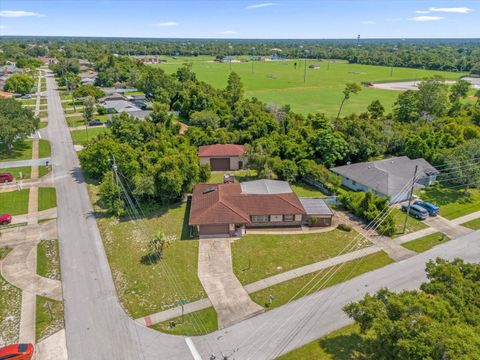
[319,332,367,360]
[0,141,31,161]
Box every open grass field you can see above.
[88,183,205,318]
[232,229,371,285]
[416,185,480,220]
[151,307,218,336]
[250,251,392,310]
[38,187,57,211]
[0,273,22,344]
[35,296,64,342]
[155,57,465,116]
[0,189,30,215]
[402,232,450,253]
[71,127,110,145]
[278,323,361,360]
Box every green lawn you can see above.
[37,240,61,280]
[151,307,217,336]
[35,296,64,342]
[156,58,464,116]
[0,140,33,161]
[38,121,48,129]
[0,166,31,179]
[38,187,57,211]
[416,185,480,220]
[207,169,257,184]
[71,127,110,145]
[0,189,30,215]
[39,139,51,158]
[291,183,328,198]
[0,274,22,344]
[61,99,83,108]
[0,246,12,260]
[462,217,480,230]
[232,229,371,285]
[38,110,48,118]
[278,324,362,360]
[402,232,450,253]
[67,114,108,127]
[250,251,393,310]
[391,208,429,238]
[88,183,205,318]
[20,99,37,105]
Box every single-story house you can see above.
[199,144,246,171]
[189,179,333,237]
[38,57,59,65]
[331,156,439,203]
[80,71,97,85]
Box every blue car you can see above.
[401,204,429,220]
[414,200,439,216]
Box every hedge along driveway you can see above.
[231,229,371,285]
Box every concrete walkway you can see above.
[452,211,480,225]
[198,238,264,329]
[137,245,382,327]
[36,329,68,360]
[0,157,51,168]
[423,215,473,239]
[247,226,335,235]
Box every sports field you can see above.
[155,56,465,116]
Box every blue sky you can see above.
[0,0,479,38]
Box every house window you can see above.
[283,215,294,222]
[251,215,269,223]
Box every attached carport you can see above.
[210,158,231,171]
[300,198,334,227]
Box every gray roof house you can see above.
[331,156,439,203]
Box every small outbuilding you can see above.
[300,198,334,227]
[198,144,246,171]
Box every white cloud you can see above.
[415,10,430,14]
[218,30,237,35]
[429,7,473,13]
[409,15,444,22]
[361,20,375,24]
[246,3,276,9]
[153,21,178,27]
[0,10,45,17]
[0,25,6,29]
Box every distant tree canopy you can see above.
[344,258,480,360]
[0,98,38,152]
[3,74,34,95]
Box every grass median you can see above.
[37,239,61,280]
[35,296,64,342]
[0,189,30,215]
[38,187,57,211]
[151,307,218,336]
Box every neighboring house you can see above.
[331,156,439,203]
[80,71,97,85]
[189,179,333,237]
[198,144,246,171]
[127,94,148,109]
[38,57,59,65]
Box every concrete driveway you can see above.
[198,238,264,328]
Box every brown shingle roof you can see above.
[189,182,306,225]
[198,144,246,157]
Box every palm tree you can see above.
[337,82,362,120]
[148,232,171,261]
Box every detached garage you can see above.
[198,144,246,171]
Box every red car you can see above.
[0,214,12,225]
[0,173,14,183]
[0,343,34,360]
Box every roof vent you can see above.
[202,187,216,195]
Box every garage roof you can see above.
[299,198,333,216]
[198,144,246,157]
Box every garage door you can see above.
[199,224,229,236]
[210,158,230,171]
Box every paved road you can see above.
[43,71,192,360]
[0,157,51,168]
[44,69,480,360]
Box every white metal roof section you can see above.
[299,198,333,215]
[240,179,292,195]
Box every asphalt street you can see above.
[44,70,480,360]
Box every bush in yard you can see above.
[97,106,107,115]
[4,74,34,95]
[337,223,352,232]
[298,159,341,194]
[98,171,125,216]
